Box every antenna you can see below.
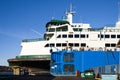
[70,3,72,12]
[69,3,76,14]
[65,9,68,14]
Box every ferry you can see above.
[19,5,120,58]
[8,4,120,76]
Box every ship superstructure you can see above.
[20,7,120,58]
[8,5,120,75]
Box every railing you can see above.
[46,28,120,32]
[73,28,120,32]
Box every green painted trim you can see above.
[50,20,69,23]
[16,55,51,59]
[22,38,44,42]
[46,19,69,27]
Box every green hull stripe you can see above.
[16,55,51,59]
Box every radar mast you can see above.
[66,3,75,24]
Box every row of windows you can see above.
[73,28,83,31]
[98,34,120,38]
[45,43,86,47]
[71,25,81,27]
[57,34,89,38]
[45,43,117,47]
[47,26,68,32]
[57,34,120,39]
[105,43,116,47]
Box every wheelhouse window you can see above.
[49,28,55,32]
[64,64,74,72]
[73,28,82,32]
[62,34,67,38]
[79,29,82,31]
[73,28,78,31]
[62,26,68,31]
[64,53,74,62]
[56,28,60,31]
[56,26,68,31]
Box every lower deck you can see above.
[8,58,50,75]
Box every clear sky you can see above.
[0,0,119,66]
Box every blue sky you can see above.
[0,0,119,66]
